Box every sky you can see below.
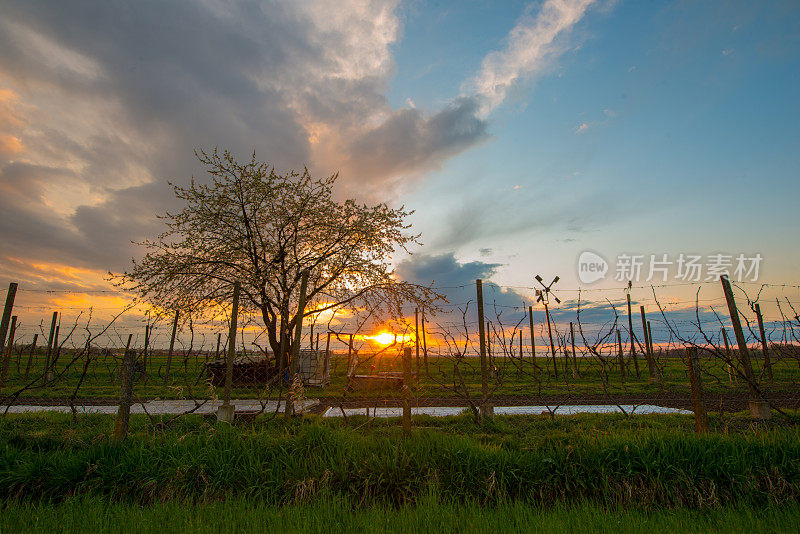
[0,0,799,346]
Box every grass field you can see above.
[1,411,799,531]
[3,497,799,533]
[2,345,799,402]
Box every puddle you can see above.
[322,404,692,418]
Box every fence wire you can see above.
[1,279,799,425]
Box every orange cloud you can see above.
[0,134,23,155]
[0,88,24,127]
[0,88,24,156]
[29,262,102,284]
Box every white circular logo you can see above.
[577,251,608,284]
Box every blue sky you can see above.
[0,0,798,333]
[390,1,799,294]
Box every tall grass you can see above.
[1,413,799,508]
[2,497,800,533]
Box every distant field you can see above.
[2,345,799,404]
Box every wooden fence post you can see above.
[754,303,773,383]
[402,346,412,437]
[323,332,331,385]
[616,329,626,381]
[640,306,657,382]
[346,333,354,375]
[721,327,734,383]
[43,312,57,383]
[570,322,579,378]
[218,281,240,422]
[164,310,179,385]
[720,276,769,420]
[24,333,38,380]
[544,301,558,380]
[0,283,17,357]
[285,271,308,420]
[415,308,420,374]
[486,321,492,377]
[421,307,429,373]
[686,347,709,433]
[627,294,640,377]
[114,335,136,441]
[528,306,537,378]
[142,322,150,380]
[476,279,492,419]
[0,316,17,390]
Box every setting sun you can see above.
[368,332,396,345]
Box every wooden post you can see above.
[686,347,709,433]
[52,324,60,362]
[0,316,17,390]
[346,333,354,375]
[528,306,537,377]
[486,321,492,377]
[543,301,558,380]
[43,312,57,383]
[640,306,656,382]
[570,322,578,378]
[616,329,626,381]
[421,307,429,373]
[114,334,136,441]
[164,310,179,385]
[720,276,769,420]
[286,271,309,419]
[0,283,17,356]
[323,332,331,385]
[141,322,150,380]
[218,281,240,422]
[402,346,412,436]
[476,279,491,419]
[647,321,656,379]
[721,328,734,383]
[415,308,420,374]
[754,303,773,383]
[626,294,640,377]
[24,333,38,380]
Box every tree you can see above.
[114,148,439,367]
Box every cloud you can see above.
[464,0,598,116]
[341,97,489,192]
[0,135,22,156]
[575,122,591,133]
[396,252,532,328]
[0,0,603,294]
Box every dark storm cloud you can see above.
[0,1,496,290]
[345,98,489,187]
[396,252,531,327]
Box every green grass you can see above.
[3,347,799,401]
[1,412,799,508]
[2,496,799,533]
[2,412,800,531]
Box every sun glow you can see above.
[363,331,414,346]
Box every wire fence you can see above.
[1,277,799,428]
